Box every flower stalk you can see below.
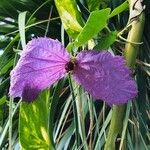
[104,0,145,149]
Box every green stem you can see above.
[68,74,80,147]
[104,3,145,150]
[124,13,145,67]
[104,105,125,150]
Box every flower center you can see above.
[65,61,74,72]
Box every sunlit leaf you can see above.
[74,8,111,47]
[19,90,54,150]
[55,0,83,39]
[18,11,27,49]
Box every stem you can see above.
[104,1,145,149]
[88,97,94,150]
[68,74,80,147]
[104,105,125,150]
[124,13,145,67]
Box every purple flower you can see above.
[9,37,137,105]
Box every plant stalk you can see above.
[104,0,145,149]
[68,74,80,147]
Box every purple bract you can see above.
[9,37,137,105]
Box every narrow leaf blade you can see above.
[18,11,27,49]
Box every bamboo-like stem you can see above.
[104,1,145,149]
[104,105,125,150]
[124,14,145,67]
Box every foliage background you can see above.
[0,0,150,149]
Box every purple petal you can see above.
[22,83,40,102]
[9,37,70,101]
[73,51,137,106]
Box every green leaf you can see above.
[86,0,101,11]
[0,34,19,76]
[55,0,84,39]
[0,96,6,125]
[0,78,9,98]
[18,11,27,49]
[0,59,14,75]
[94,110,112,149]
[109,1,128,18]
[94,31,117,50]
[0,0,18,19]
[74,8,111,47]
[119,102,131,149]
[19,90,54,150]
[57,122,74,150]
[0,24,17,33]
[0,96,6,105]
